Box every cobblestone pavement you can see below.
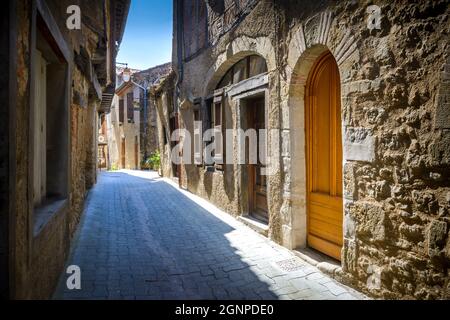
[53,170,366,300]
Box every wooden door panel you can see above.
[309,202,343,224]
[308,219,342,245]
[306,52,343,261]
[248,97,268,221]
[309,193,341,209]
[307,234,342,260]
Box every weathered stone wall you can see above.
[12,0,33,299]
[70,66,99,238]
[131,63,172,162]
[7,0,125,299]
[152,72,176,179]
[172,0,450,299]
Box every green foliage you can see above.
[110,163,119,171]
[143,150,160,170]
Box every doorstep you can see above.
[237,215,269,237]
[293,247,341,277]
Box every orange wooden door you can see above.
[306,52,343,261]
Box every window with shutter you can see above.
[33,50,47,206]
[203,98,214,166]
[31,12,70,211]
[127,92,134,123]
[119,98,124,123]
[193,108,202,165]
[213,92,224,169]
[216,55,267,90]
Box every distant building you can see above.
[108,69,142,170]
[106,63,172,170]
[134,63,172,161]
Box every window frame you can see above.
[193,104,203,166]
[212,90,224,170]
[119,98,124,124]
[30,0,71,236]
[215,55,267,90]
[127,92,134,123]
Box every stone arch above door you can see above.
[281,11,361,250]
[203,35,276,97]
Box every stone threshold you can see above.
[237,215,269,236]
[293,247,342,278]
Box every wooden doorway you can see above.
[246,97,268,222]
[134,136,138,169]
[121,137,126,169]
[169,115,180,179]
[305,51,343,261]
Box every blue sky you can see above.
[117,0,173,70]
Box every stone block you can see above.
[434,91,450,129]
[341,239,358,274]
[343,206,356,240]
[281,130,290,157]
[303,14,321,48]
[445,235,450,260]
[429,130,450,166]
[343,162,358,200]
[427,220,448,258]
[356,204,386,242]
[344,127,376,162]
[374,180,391,201]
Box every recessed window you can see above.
[119,98,124,123]
[193,108,202,165]
[216,55,267,90]
[249,55,268,78]
[213,101,223,170]
[32,12,69,233]
[127,92,134,123]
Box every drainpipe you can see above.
[175,0,184,109]
[143,86,148,160]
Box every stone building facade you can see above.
[133,63,172,161]
[0,0,129,299]
[107,64,172,170]
[160,0,450,299]
[151,71,179,180]
[107,71,142,170]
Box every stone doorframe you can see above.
[281,11,362,254]
[227,74,270,222]
[199,35,278,231]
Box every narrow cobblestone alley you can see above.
[53,171,365,300]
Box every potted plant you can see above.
[149,150,160,171]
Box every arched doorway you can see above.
[305,51,343,261]
[206,54,269,223]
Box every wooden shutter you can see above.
[127,92,134,122]
[119,99,124,123]
[193,107,202,165]
[202,99,214,166]
[33,50,47,206]
[213,90,224,168]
